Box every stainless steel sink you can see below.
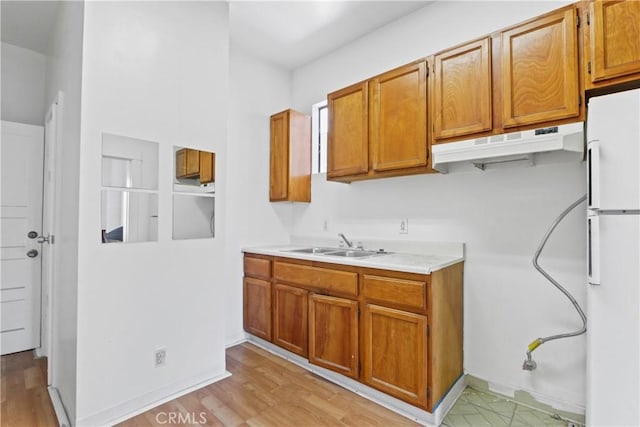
[283,247,341,254]
[324,250,381,258]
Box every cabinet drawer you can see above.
[363,275,427,311]
[244,256,271,279]
[274,262,358,297]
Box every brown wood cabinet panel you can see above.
[429,263,464,409]
[362,304,427,408]
[273,283,308,357]
[274,261,358,297]
[363,275,427,312]
[199,151,215,184]
[269,109,311,202]
[244,255,271,280]
[175,148,201,179]
[308,294,358,379]
[501,7,580,128]
[243,277,272,341]
[327,82,369,178]
[434,38,492,140]
[370,61,428,171]
[269,111,290,201]
[589,0,640,84]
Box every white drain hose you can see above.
[523,194,588,370]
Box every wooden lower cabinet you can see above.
[362,304,428,408]
[243,277,272,341]
[243,254,463,413]
[308,294,359,379]
[273,283,308,357]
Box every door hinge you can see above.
[587,61,592,74]
[579,94,582,107]
[586,12,590,26]
[426,63,429,77]
[576,14,580,28]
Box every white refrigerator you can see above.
[586,88,640,426]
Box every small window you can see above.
[311,100,328,174]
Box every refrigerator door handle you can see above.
[587,140,601,210]
[588,214,601,285]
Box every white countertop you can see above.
[242,238,464,275]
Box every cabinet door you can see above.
[199,151,215,184]
[362,304,427,408]
[185,149,200,177]
[590,0,640,83]
[501,7,579,128]
[308,294,358,379]
[243,277,272,341]
[175,148,187,178]
[434,38,492,140]
[327,82,369,178]
[370,61,427,171]
[270,111,289,201]
[273,283,308,357]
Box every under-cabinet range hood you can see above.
[431,122,584,173]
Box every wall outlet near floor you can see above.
[155,348,166,367]
[399,218,409,234]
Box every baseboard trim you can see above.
[76,370,231,427]
[246,335,465,426]
[225,333,248,349]
[48,386,71,427]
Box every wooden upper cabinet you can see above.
[501,6,580,128]
[370,61,428,171]
[308,294,359,379]
[588,0,640,86]
[362,304,428,408]
[327,82,369,179]
[433,38,492,140]
[269,109,311,202]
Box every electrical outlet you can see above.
[155,348,166,367]
[399,218,409,234]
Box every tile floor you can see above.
[442,388,581,427]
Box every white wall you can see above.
[290,0,586,413]
[1,42,47,125]
[224,45,294,345]
[44,1,85,423]
[75,2,229,424]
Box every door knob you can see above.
[27,249,39,258]
[28,231,38,239]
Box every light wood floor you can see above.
[1,350,57,427]
[1,344,420,426]
[119,343,420,426]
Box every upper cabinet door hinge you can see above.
[587,12,590,26]
[576,14,580,28]
[426,63,430,77]
[588,61,592,75]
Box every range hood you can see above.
[431,122,584,173]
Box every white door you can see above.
[1,121,44,355]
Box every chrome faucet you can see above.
[338,233,353,248]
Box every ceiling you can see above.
[1,1,60,54]
[1,1,430,69]
[229,1,431,69]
